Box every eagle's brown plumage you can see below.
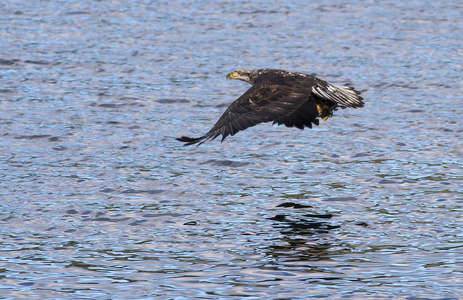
[177,68,364,146]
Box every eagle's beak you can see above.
[226,71,239,80]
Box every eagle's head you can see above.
[226,69,259,85]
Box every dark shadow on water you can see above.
[266,202,351,264]
[199,159,253,167]
[270,202,340,235]
[270,213,339,235]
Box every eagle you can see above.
[177,68,364,146]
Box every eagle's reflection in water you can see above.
[266,202,357,269]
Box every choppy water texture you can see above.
[1,0,462,299]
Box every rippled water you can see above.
[1,0,462,299]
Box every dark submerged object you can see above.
[177,68,364,146]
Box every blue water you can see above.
[1,0,462,299]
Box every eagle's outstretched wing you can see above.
[176,82,313,146]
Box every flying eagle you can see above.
[177,68,364,146]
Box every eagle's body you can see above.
[177,69,364,146]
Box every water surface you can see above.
[1,0,462,299]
